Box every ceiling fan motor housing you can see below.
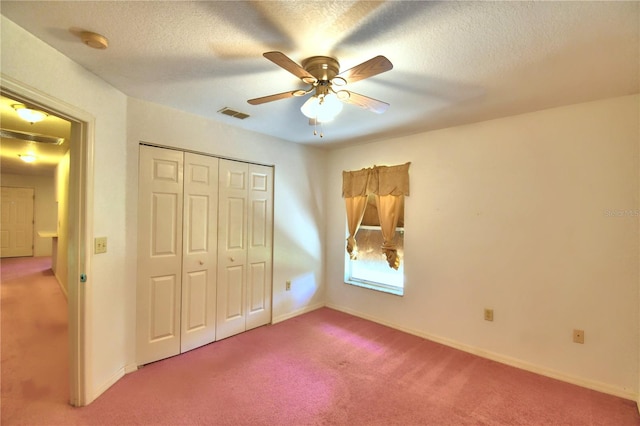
[301,56,340,81]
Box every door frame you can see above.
[1,74,94,406]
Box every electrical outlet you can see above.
[285,280,291,291]
[95,237,107,254]
[573,329,584,344]
[484,308,494,322]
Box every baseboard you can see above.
[89,367,126,403]
[124,364,138,374]
[272,302,325,325]
[326,303,637,402]
[54,272,68,300]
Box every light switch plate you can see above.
[95,237,107,254]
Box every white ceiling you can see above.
[1,1,638,148]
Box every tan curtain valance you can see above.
[342,162,410,198]
[342,162,410,269]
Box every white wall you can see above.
[2,16,129,402]
[326,95,639,399]
[0,173,56,256]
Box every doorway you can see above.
[1,76,93,406]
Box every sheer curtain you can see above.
[342,162,410,268]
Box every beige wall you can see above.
[1,173,57,256]
[326,94,639,400]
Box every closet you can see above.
[136,145,273,366]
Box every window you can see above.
[344,194,405,296]
[342,162,410,296]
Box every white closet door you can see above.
[1,187,34,258]
[180,153,219,352]
[246,164,273,330]
[216,160,249,340]
[137,146,183,365]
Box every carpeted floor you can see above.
[2,256,639,425]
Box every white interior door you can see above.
[216,159,248,340]
[246,164,273,330]
[1,187,34,258]
[180,153,219,352]
[137,146,183,365]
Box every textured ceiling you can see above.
[1,1,638,148]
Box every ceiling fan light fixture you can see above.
[300,93,343,123]
[12,104,48,123]
[332,76,347,86]
[336,90,350,101]
[18,152,37,163]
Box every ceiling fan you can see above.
[247,51,393,126]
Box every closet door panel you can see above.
[181,153,219,353]
[149,274,178,340]
[137,145,183,365]
[248,261,267,312]
[246,164,273,330]
[224,264,245,319]
[216,160,248,340]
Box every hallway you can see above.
[1,256,70,423]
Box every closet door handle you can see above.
[199,260,204,265]
[229,257,235,262]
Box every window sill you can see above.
[344,279,404,296]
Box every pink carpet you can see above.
[2,256,639,425]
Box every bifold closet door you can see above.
[137,146,184,365]
[217,160,273,340]
[137,146,219,365]
[245,163,273,331]
[180,153,218,353]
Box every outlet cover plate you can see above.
[484,308,494,322]
[573,329,584,344]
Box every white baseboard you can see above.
[54,272,68,300]
[326,303,637,402]
[124,364,138,374]
[272,302,325,325]
[90,367,126,403]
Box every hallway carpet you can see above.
[2,256,639,425]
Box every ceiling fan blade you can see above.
[247,90,297,105]
[263,51,317,83]
[341,91,390,114]
[336,55,393,84]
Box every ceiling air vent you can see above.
[218,107,249,120]
[0,128,65,145]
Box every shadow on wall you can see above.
[272,162,325,317]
